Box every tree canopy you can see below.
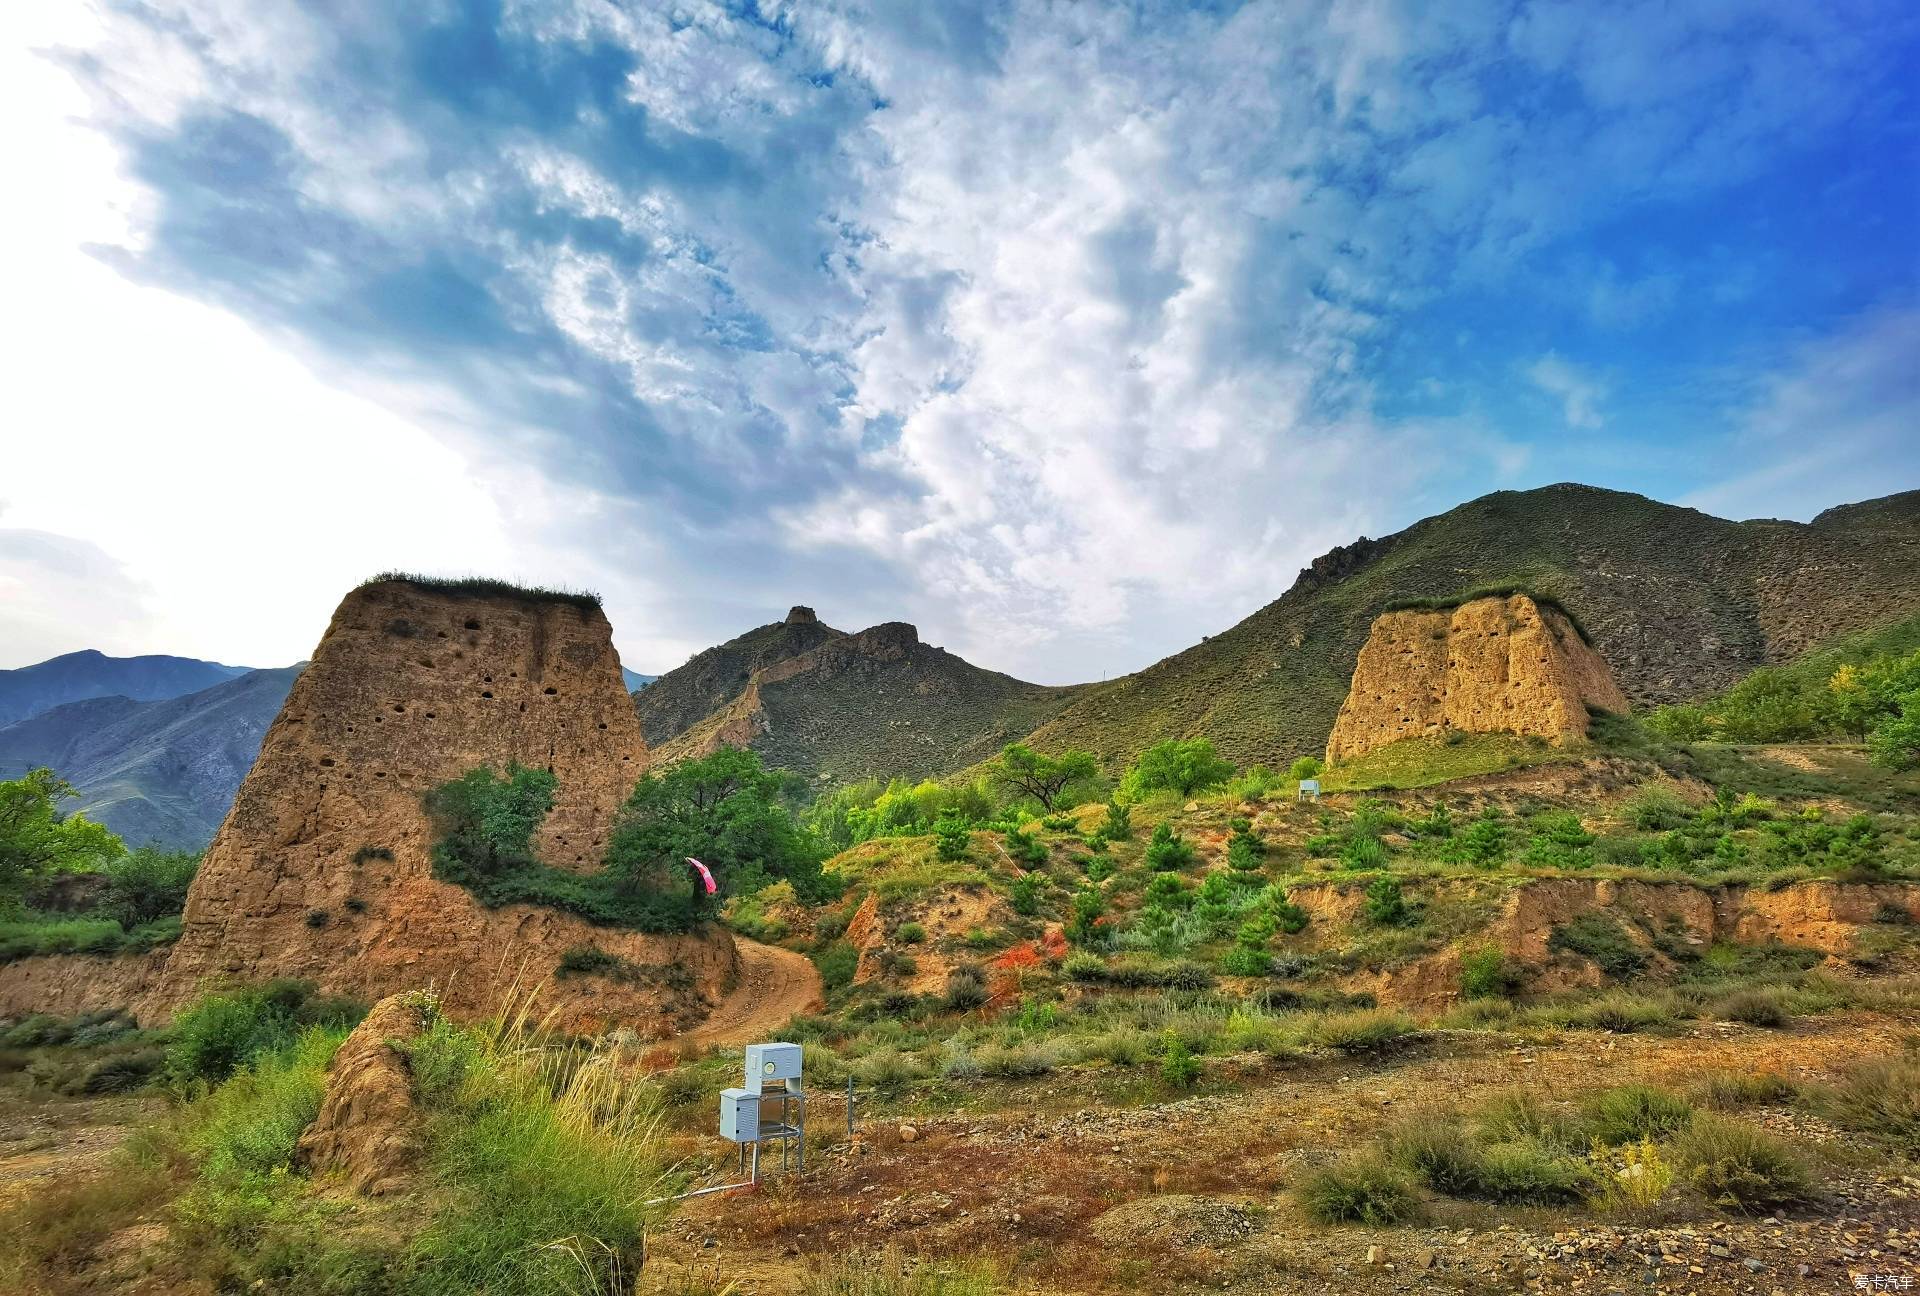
[0,768,124,913]
[992,743,1098,811]
[1125,738,1236,798]
[606,747,832,906]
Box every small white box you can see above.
[719,1087,759,1142]
[744,1042,803,1094]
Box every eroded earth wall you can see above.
[1326,594,1631,763]
[6,580,737,1031]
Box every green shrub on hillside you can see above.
[1459,947,1522,999]
[1674,1116,1813,1211]
[1144,822,1197,872]
[165,981,365,1089]
[933,813,971,862]
[1364,876,1409,926]
[1548,913,1649,979]
[1100,800,1133,841]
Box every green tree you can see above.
[1127,738,1235,798]
[1863,651,1920,770]
[0,769,124,913]
[1288,756,1325,782]
[426,763,558,879]
[1364,876,1409,926]
[993,743,1099,812]
[606,748,828,907]
[102,847,200,928]
[1227,819,1266,872]
[1101,799,1133,841]
[1144,822,1197,872]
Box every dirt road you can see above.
[679,936,823,1049]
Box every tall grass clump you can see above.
[1584,1085,1694,1145]
[1296,1156,1423,1225]
[1673,1116,1814,1212]
[400,996,672,1295]
[1826,1057,1920,1154]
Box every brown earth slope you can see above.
[1325,593,1629,762]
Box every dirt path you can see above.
[680,937,823,1049]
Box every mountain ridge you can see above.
[0,649,253,728]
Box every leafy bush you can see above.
[1627,787,1692,832]
[1009,872,1045,916]
[1101,800,1133,841]
[1219,945,1272,977]
[896,921,926,944]
[1674,1116,1813,1211]
[815,941,860,992]
[164,981,363,1089]
[1584,1085,1694,1145]
[100,847,199,928]
[1288,756,1325,782]
[933,814,971,862]
[1226,824,1266,872]
[1340,835,1389,871]
[1296,1157,1422,1225]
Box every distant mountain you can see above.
[0,666,300,848]
[1013,483,1920,771]
[622,667,657,692]
[638,607,1084,785]
[0,649,252,728]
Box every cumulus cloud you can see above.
[8,0,1917,680]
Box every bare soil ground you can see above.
[651,1010,1920,1294]
[680,938,824,1050]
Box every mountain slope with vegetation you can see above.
[1015,484,1920,771]
[0,649,251,728]
[0,666,299,848]
[643,611,1087,787]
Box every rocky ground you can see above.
[653,1010,1920,1294]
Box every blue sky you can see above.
[1,1,1915,683]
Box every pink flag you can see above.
[686,857,717,895]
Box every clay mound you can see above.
[141,578,736,1029]
[297,992,430,1195]
[1326,593,1628,764]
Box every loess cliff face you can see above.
[142,580,734,1030]
[1325,594,1629,764]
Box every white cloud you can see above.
[1526,353,1607,430]
[3,0,1913,685]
